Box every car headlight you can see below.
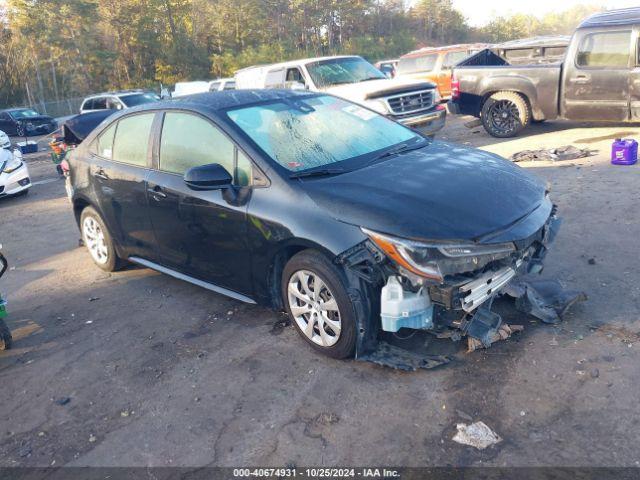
[364,99,388,114]
[434,89,442,104]
[2,157,23,173]
[362,228,515,282]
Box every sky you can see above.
[451,0,639,26]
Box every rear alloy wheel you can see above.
[80,206,123,272]
[481,91,530,138]
[16,124,25,137]
[283,251,356,359]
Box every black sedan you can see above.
[0,108,57,137]
[66,90,558,360]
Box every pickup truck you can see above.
[234,55,446,136]
[451,7,640,137]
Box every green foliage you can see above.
[0,0,607,108]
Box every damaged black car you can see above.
[67,89,574,364]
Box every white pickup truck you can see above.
[234,55,446,136]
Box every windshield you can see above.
[121,93,160,107]
[306,57,386,88]
[9,109,40,119]
[227,95,422,172]
[397,54,438,74]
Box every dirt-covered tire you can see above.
[481,91,530,138]
[282,250,357,359]
[0,320,12,350]
[80,206,124,272]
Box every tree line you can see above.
[0,0,602,108]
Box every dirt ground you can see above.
[1,115,639,468]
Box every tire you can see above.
[481,91,530,138]
[80,206,124,272]
[16,124,25,137]
[282,250,357,359]
[0,319,12,350]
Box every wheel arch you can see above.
[265,239,341,310]
[479,82,539,120]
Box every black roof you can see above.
[578,7,640,29]
[171,89,312,112]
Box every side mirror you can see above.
[288,81,307,91]
[184,163,233,190]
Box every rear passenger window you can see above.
[93,97,107,110]
[112,113,154,167]
[159,112,235,177]
[577,30,631,67]
[97,123,117,159]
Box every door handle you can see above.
[569,75,590,84]
[147,185,167,200]
[93,168,109,180]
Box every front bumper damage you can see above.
[337,209,586,371]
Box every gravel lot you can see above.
[1,115,639,468]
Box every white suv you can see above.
[79,91,160,114]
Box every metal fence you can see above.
[17,96,85,119]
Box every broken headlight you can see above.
[1,157,23,174]
[362,228,515,282]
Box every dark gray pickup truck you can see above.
[451,7,640,137]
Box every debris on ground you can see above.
[467,323,524,352]
[358,341,450,371]
[314,412,339,426]
[588,258,596,265]
[88,434,96,443]
[511,146,598,162]
[452,421,502,450]
[54,397,71,406]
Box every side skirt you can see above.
[128,256,257,305]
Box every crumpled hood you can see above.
[299,141,549,242]
[323,78,434,103]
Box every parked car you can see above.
[172,81,210,98]
[234,55,446,136]
[493,36,570,65]
[396,44,487,99]
[451,7,640,137]
[209,78,236,91]
[79,90,160,114]
[0,130,30,198]
[374,59,398,78]
[66,90,558,359]
[0,108,57,137]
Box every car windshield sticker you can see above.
[342,105,377,121]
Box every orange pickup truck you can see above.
[395,44,487,99]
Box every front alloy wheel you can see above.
[288,270,342,347]
[282,250,357,359]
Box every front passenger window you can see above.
[159,112,235,177]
